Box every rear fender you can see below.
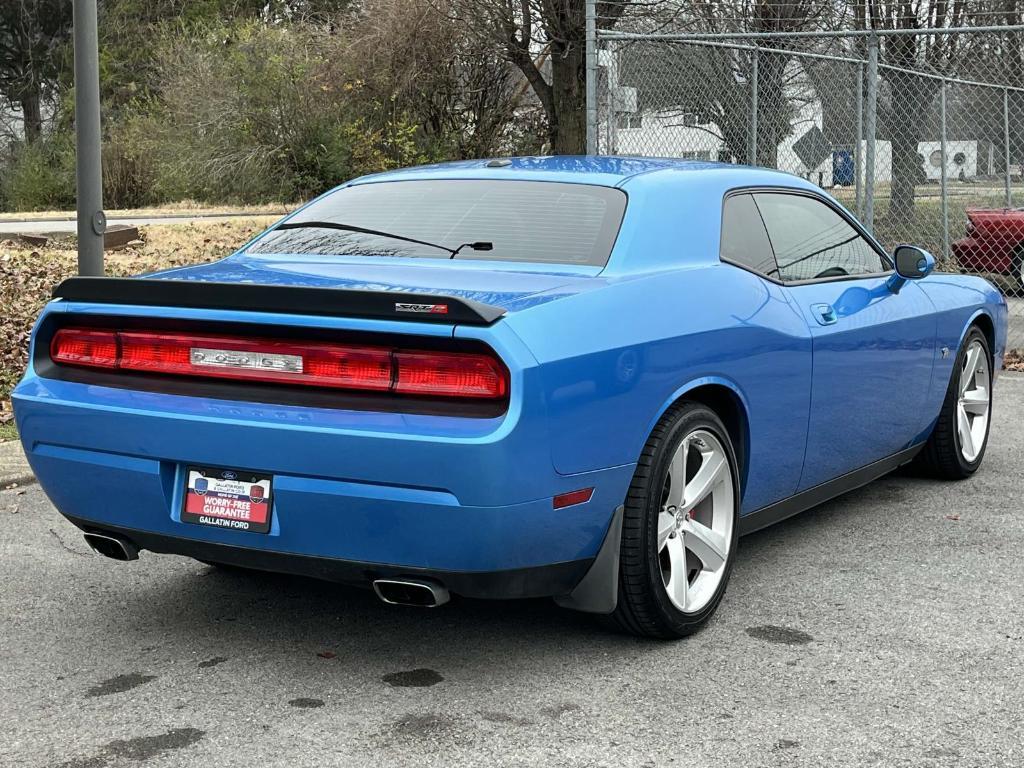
[642,375,751,493]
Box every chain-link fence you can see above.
[586,19,1024,351]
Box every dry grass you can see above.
[1006,349,1024,372]
[0,218,276,429]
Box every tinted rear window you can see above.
[248,180,627,266]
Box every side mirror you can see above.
[888,245,935,292]
[894,245,935,279]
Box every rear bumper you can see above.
[65,515,592,599]
[13,376,633,588]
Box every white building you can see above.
[608,98,985,189]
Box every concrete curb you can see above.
[0,440,34,488]
[2,474,36,488]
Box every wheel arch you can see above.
[968,310,995,359]
[955,309,998,373]
[645,378,751,495]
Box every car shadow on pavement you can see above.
[75,459,978,694]
[104,473,918,645]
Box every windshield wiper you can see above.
[273,221,492,259]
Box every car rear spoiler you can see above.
[51,277,507,326]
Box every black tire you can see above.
[608,402,741,639]
[917,326,993,479]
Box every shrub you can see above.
[102,110,161,209]
[146,22,429,204]
[0,136,76,211]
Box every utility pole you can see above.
[72,0,105,275]
[585,0,598,154]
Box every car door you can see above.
[718,192,811,510]
[751,191,936,491]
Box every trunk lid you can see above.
[147,255,607,315]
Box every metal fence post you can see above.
[864,35,877,231]
[749,47,759,165]
[855,63,864,219]
[940,79,949,260]
[1005,88,1013,209]
[72,0,105,276]
[585,0,598,155]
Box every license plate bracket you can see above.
[181,465,273,534]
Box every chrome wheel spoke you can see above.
[682,452,725,513]
[664,436,688,510]
[960,388,989,416]
[957,399,976,459]
[961,345,981,394]
[682,518,728,572]
[657,510,676,551]
[657,428,734,615]
[664,535,689,611]
[956,339,991,463]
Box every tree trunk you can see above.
[755,51,788,169]
[889,128,920,221]
[548,41,586,154]
[884,71,934,222]
[21,89,42,144]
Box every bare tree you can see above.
[442,0,630,153]
[617,0,831,165]
[0,0,72,143]
[861,0,969,221]
[342,0,528,158]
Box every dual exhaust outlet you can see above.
[83,532,139,561]
[82,533,450,607]
[372,579,449,608]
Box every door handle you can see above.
[811,303,837,325]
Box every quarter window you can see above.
[752,193,886,282]
[720,193,779,278]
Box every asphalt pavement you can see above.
[1,374,1022,768]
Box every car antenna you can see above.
[450,242,494,259]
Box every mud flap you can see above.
[553,505,623,614]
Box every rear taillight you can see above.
[51,329,119,368]
[116,331,394,391]
[50,327,508,400]
[394,351,507,399]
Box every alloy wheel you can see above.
[957,339,991,463]
[657,429,735,614]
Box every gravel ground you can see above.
[1,374,1022,768]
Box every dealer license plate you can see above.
[182,466,273,534]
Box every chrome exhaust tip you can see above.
[83,532,139,562]
[372,579,449,608]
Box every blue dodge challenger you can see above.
[12,157,1007,638]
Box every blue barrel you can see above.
[832,150,855,186]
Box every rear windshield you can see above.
[248,179,627,266]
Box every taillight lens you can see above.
[51,329,119,368]
[117,332,393,391]
[48,327,507,400]
[394,351,507,399]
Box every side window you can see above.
[752,193,887,282]
[720,193,780,278]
